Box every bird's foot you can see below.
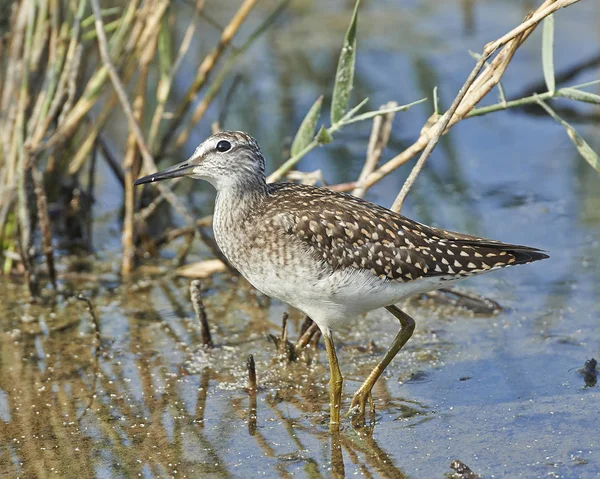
[347,390,375,426]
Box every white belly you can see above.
[240,260,453,332]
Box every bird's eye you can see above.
[216,140,231,152]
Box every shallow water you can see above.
[2,1,600,478]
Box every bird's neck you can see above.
[213,176,268,229]
[212,177,268,268]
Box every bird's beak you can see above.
[133,159,196,186]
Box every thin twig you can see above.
[152,215,213,248]
[96,132,125,186]
[388,0,574,211]
[390,54,487,211]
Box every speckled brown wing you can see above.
[264,183,548,282]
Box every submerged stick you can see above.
[196,368,210,428]
[280,312,289,355]
[76,293,102,419]
[581,358,597,388]
[17,155,38,297]
[190,280,213,348]
[268,312,296,361]
[32,165,57,289]
[247,354,257,435]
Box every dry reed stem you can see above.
[121,2,165,277]
[97,133,125,186]
[353,101,397,198]
[13,3,37,296]
[69,48,145,176]
[298,315,313,337]
[89,0,195,229]
[68,92,120,174]
[66,2,167,176]
[147,1,205,150]
[29,0,85,151]
[175,230,195,266]
[26,0,62,140]
[310,329,321,348]
[247,354,257,393]
[121,69,148,277]
[0,4,27,167]
[39,0,138,152]
[390,55,488,211]
[87,140,98,250]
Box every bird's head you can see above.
[134,131,266,190]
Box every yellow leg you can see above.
[349,305,415,419]
[324,332,343,431]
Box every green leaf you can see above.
[536,97,599,172]
[557,87,600,105]
[316,125,333,145]
[291,95,323,156]
[342,97,427,126]
[542,14,555,95]
[330,0,360,124]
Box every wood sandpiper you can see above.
[134,131,549,430]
